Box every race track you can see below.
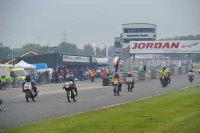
[0,73,200,130]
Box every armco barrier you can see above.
[182,66,186,74]
[151,69,157,79]
[132,71,139,81]
[145,71,151,80]
[178,67,182,75]
[170,68,175,75]
[156,69,160,79]
[175,67,178,75]
[104,65,192,86]
[138,71,145,81]
[185,66,189,73]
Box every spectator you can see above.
[102,68,107,78]
[52,71,55,83]
[143,65,147,72]
[90,69,96,82]
[55,71,58,83]
[115,58,121,73]
[45,70,50,83]
[30,70,36,81]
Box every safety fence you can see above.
[105,65,191,86]
[122,57,192,72]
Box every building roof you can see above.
[122,23,156,26]
[1,58,13,64]
[20,51,46,57]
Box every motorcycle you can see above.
[161,75,167,87]
[126,77,134,92]
[0,98,3,111]
[113,80,120,96]
[23,82,39,102]
[188,72,194,83]
[63,81,77,102]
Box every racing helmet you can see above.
[66,74,70,81]
[127,72,132,76]
[25,75,31,82]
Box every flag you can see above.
[92,43,97,56]
[106,44,108,57]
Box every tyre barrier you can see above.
[102,78,110,86]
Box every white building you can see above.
[114,23,157,55]
[122,23,157,48]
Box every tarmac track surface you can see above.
[0,73,200,130]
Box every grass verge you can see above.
[194,62,200,70]
[2,85,200,133]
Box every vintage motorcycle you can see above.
[0,98,3,111]
[23,82,39,102]
[188,72,194,83]
[113,79,120,96]
[63,81,77,102]
[126,77,134,92]
[161,75,168,87]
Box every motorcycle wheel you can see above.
[130,84,132,92]
[25,91,30,102]
[31,95,35,101]
[114,86,117,96]
[189,77,193,83]
[67,91,71,102]
[0,104,2,111]
[127,84,130,92]
[117,86,120,95]
[72,91,77,102]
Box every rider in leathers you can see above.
[126,72,135,88]
[63,75,78,95]
[22,75,38,96]
[159,67,169,84]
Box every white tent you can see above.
[14,60,36,70]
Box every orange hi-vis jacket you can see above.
[90,70,95,77]
[102,70,107,78]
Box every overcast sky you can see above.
[0,0,200,49]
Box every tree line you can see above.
[159,35,200,62]
[0,34,200,63]
[0,42,114,62]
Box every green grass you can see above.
[194,62,200,70]
[2,86,200,133]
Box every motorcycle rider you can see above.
[63,74,78,95]
[111,73,122,91]
[126,72,135,88]
[22,75,38,96]
[188,68,194,79]
[159,67,169,84]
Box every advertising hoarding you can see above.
[63,55,90,63]
[130,40,200,53]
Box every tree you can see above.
[96,46,102,57]
[54,42,77,54]
[83,44,94,56]
[18,43,42,56]
[0,46,12,62]
[108,46,114,57]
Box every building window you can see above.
[115,42,122,47]
[123,28,156,33]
